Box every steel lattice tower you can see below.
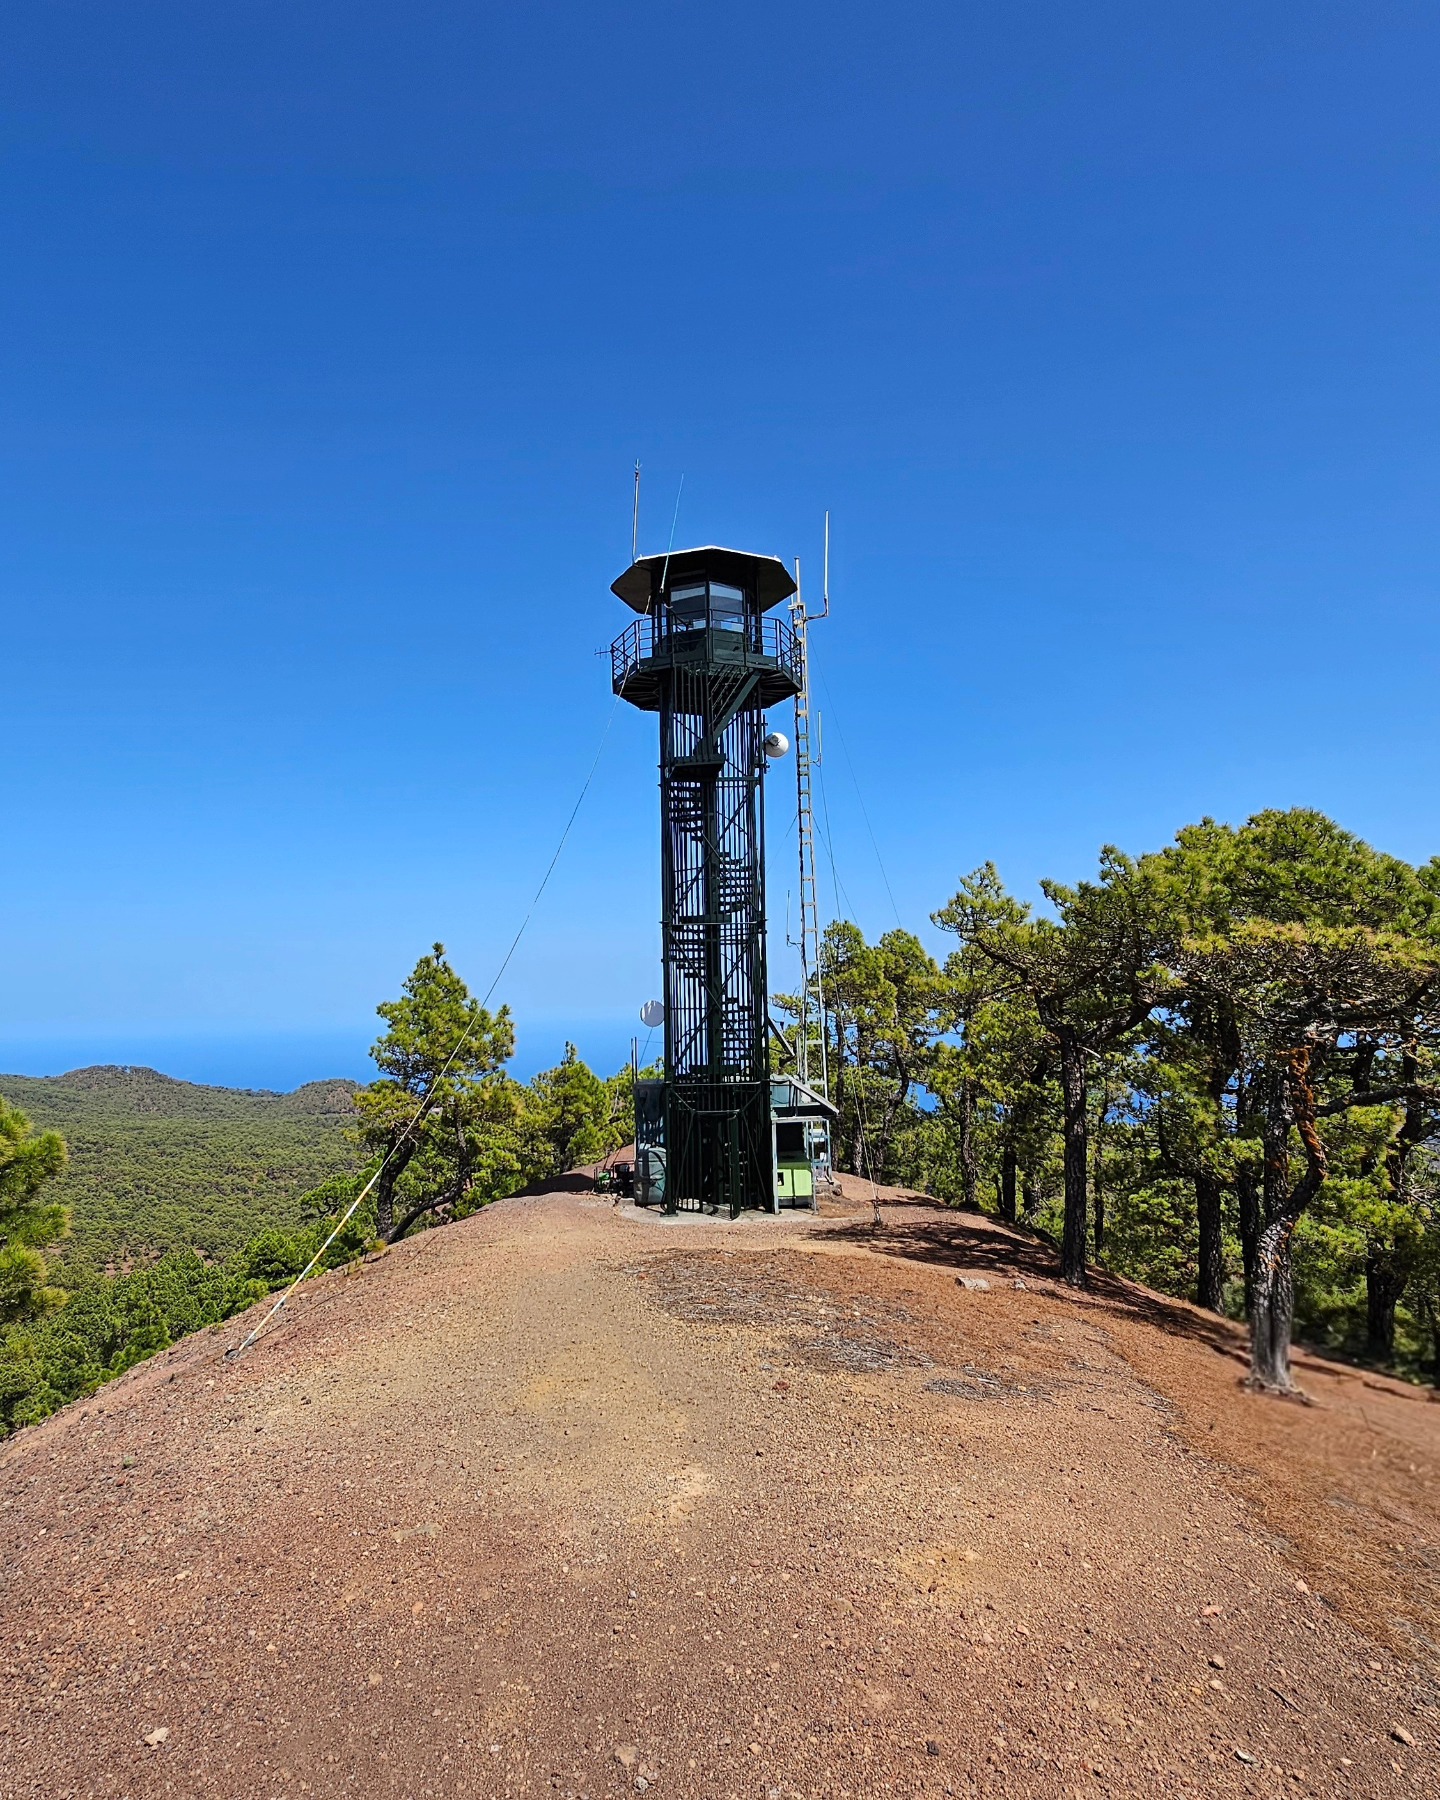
[787,552,829,1098]
[611,547,801,1214]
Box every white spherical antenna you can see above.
[639,999,666,1028]
[764,730,790,759]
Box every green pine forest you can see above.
[0,1066,362,1273]
[780,807,1440,1391]
[4,806,1440,1434]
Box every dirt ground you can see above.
[2,1184,1437,1799]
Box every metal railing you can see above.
[610,614,801,690]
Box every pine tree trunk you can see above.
[1021,1173,1040,1221]
[1365,1249,1405,1364]
[1237,1171,1260,1311]
[373,1125,424,1244]
[1249,1071,1301,1393]
[830,1024,845,1172]
[1059,1034,1089,1288]
[1195,1169,1225,1313]
[1234,1071,1260,1311]
[847,1028,865,1177]
[874,1070,911,1187]
[958,1080,978,1210]
[999,1142,1018,1224]
[375,1172,395,1241]
[1249,1216,1299,1393]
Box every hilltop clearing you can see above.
[1,1186,1436,1798]
[0,1066,359,1270]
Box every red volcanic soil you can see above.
[2,1184,1437,1798]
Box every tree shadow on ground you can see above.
[830,1203,1251,1366]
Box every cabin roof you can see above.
[612,546,797,614]
[770,1075,839,1119]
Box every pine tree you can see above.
[0,1097,70,1325]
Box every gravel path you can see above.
[2,1187,1436,1798]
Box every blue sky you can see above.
[3,2,1438,1089]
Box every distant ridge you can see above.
[0,1063,360,1111]
[0,1065,362,1270]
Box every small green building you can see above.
[769,1076,838,1208]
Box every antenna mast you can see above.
[789,512,831,1096]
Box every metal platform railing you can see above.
[610,614,801,692]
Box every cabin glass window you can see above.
[668,583,707,629]
[709,582,746,629]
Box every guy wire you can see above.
[227,691,624,1358]
[817,676,903,929]
[657,474,684,596]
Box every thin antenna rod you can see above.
[632,462,641,563]
[820,510,831,619]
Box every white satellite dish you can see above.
[764,730,790,758]
[639,999,666,1028]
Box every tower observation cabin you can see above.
[610,545,829,1216]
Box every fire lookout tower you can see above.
[610,546,803,1214]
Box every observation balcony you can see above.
[610,613,802,712]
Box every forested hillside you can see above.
[0,1066,360,1271]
